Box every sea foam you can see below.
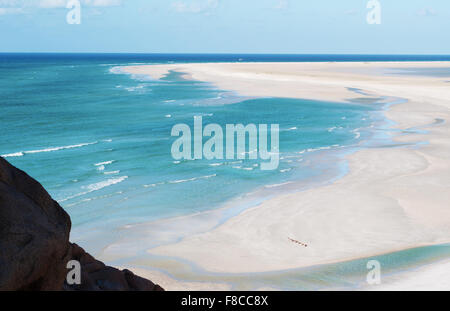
[168,174,216,184]
[2,142,97,158]
[59,176,128,203]
[2,152,24,158]
[95,160,114,166]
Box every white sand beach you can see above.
[116,62,450,288]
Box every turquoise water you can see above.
[0,56,377,235]
[124,243,450,290]
[2,54,449,289]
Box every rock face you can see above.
[64,243,163,291]
[0,157,72,290]
[0,157,163,291]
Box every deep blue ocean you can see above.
[2,53,450,289]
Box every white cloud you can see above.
[172,0,219,14]
[38,0,65,8]
[344,9,358,16]
[0,0,19,6]
[0,0,23,7]
[274,0,288,10]
[0,0,120,15]
[0,7,23,14]
[82,0,121,7]
[417,7,437,17]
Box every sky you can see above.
[0,0,449,54]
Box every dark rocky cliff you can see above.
[0,157,163,291]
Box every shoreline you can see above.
[121,243,450,291]
[115,61,450,288]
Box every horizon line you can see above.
[1,52,450,56]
